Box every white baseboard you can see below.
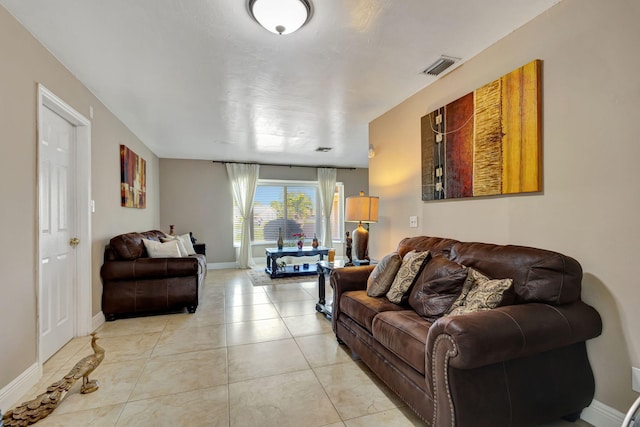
[582,398,625,427]
[0,363,41,413]
[208,262,237,270]
[92,311,105,332]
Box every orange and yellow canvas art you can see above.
[120,145,146,208]
[421,59,542,201]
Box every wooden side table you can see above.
[315,260,349,319]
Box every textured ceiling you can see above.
[1,0,562,167]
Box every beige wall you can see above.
[0,5,159,396]
[159,160,236,262]
[369,0,640,413]
[159,160,369,263]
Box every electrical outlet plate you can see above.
[409,216,418,228]
[633,367,640,392]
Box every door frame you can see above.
[37,84,92,363]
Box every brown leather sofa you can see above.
[100,230,207,321]
[331,236,602,426]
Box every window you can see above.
[233,180,344,246]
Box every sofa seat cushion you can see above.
[340,290,405,333]
[371,310,432,375]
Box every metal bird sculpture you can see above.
[2,333,105,427]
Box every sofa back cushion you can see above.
[110,230,166,260]
[396,236,458,259]
[449,242,582,305]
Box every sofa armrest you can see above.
[330,265,375,332]
[427,301,602,370]
[100,257,200,281]
[330,265,375,294]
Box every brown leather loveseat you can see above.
[100,230,207,321]
[331,236,602,426]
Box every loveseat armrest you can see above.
[100,257,200,281]
[427,301,602,371]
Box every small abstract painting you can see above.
[120,145,146,208]
[421,59,542,201]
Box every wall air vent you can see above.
[423,55,460,76]
[315,147,332,152]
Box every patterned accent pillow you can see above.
[367,252,403,297]
[446,268,514,316]
[386,250,431,304]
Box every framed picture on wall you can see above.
[120,144,146,208]
[421,59,542,201]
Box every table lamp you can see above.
[345,191,379,265]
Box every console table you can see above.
[265,246,329,278]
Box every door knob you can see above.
[69,237,80,247]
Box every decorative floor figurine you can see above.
[2,333,105,427]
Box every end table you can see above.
[315,260,348,319]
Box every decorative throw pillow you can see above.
[161,236,189,257]
[446,268,514,316]
[177,233,196,255]
[408,256,468,320]
[367,252,402,297]
[386,250,431,304]
[142,238,182,258]
[163,233,196,255]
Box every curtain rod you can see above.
[212,160,357,170]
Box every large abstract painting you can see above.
[120,145,146,208]
[421,59,542,201]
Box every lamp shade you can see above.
[248,0,312,35]
[345,191,379,223]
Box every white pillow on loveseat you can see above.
[162,233,196,256]
[143,238,182,258]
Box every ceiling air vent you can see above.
[315,147,332,152]
[423,55,460,76]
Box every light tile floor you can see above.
[15,269,593,426]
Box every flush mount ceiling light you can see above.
[248,0,313,35]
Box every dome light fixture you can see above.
[248,0,313,35]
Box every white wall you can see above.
[369,0,640,414]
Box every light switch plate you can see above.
[409,216,418,228]
[633,367,640,392]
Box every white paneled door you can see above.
[39,105,76,362]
